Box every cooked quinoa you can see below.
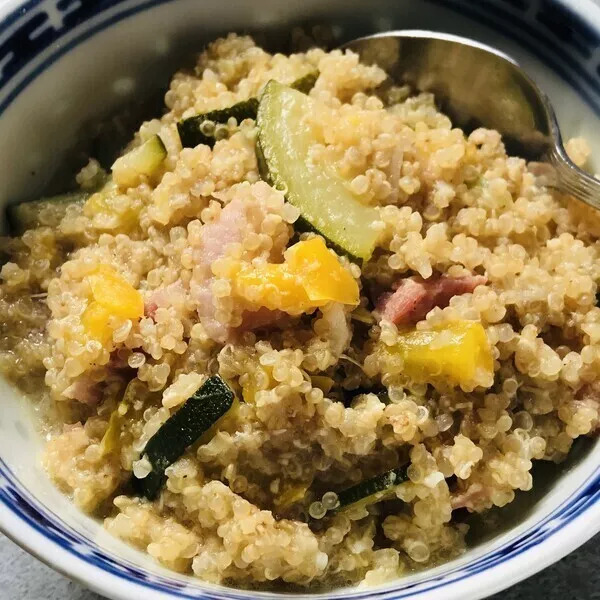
[1,33,600,589]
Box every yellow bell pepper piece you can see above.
[87,265,144,319]
[81,301,113,344]
[232,237,359,314]
[233,263,314,313]
[383,321,493,388]
[241,373,258,405]
[285,237,359,305]
[82,265,143,342]
[83,181,141,231]
[241,366,274,405]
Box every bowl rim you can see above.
[2,452,600,600]
[1,0,600,599]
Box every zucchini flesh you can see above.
[100,379,146,456]
[177,71,319,149]
[111,134,167,187]
[133,375,234,500]
[7,191,88,234]
[257,81,381,260]
[337,467,408,512]
[100,399,128,456]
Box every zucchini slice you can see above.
[290,70,319,94]
[257,81,381,260]
[337,467,408,512]
[177,98,259,149]
[111,134,167,187]
[177,71,319,149]
[7,191,88,234]
[100,379,146,456]
[100,399,128,456]
[133,375,233,500]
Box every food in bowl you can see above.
[1,33,599,588]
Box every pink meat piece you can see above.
[108,353,129,370]
[63,375,102,405]
[239,307,285,333]
[451,483,489,511]
[144,282,186,320]
[575,384,600,434]
[190,197,281,343]
[191,198,248,342]
[376,274,487,325]
[144,300,158,319]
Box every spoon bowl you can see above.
[344,30,600,208]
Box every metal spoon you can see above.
[343,30,600,208]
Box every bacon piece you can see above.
[239,307,285,333]
[451,483,489,511]
[144,301,158,319]
[63,375,102,405]
[144,282,186,320]
[189,197,250,342]
[573,383,600,434]
[376,274,487,325]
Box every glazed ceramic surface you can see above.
[0,1,599,599]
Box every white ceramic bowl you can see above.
[1,1,600,599]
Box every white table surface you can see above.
[2,0,600,598]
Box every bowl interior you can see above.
[1,1,600,598]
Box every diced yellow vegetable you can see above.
[241,366,274,405]
[285,237,360,305]
[311,375,335,394]
[100,379,144,456]
[100,400,129,455]
[351,306,376,325]
[234,263,313,313]
[242,375,257,405]
[84,185,141,231]
[200,395,240,443]
[82,266,143,342]
[274,482,310,509]
[81,301,112,343]
[111,134,167,188]
[383,321,493,388]
[232,238,359,314]
[87,265,144,319]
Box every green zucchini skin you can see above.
[177,71,319,149]
[337,467,408,511]
[111,134,167,187]
[177,98,259,149]
[133,375,234,500]
[341,385,389,407]
[256,81,381,261]
[290,71,319,94]
[7,191,88,234]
